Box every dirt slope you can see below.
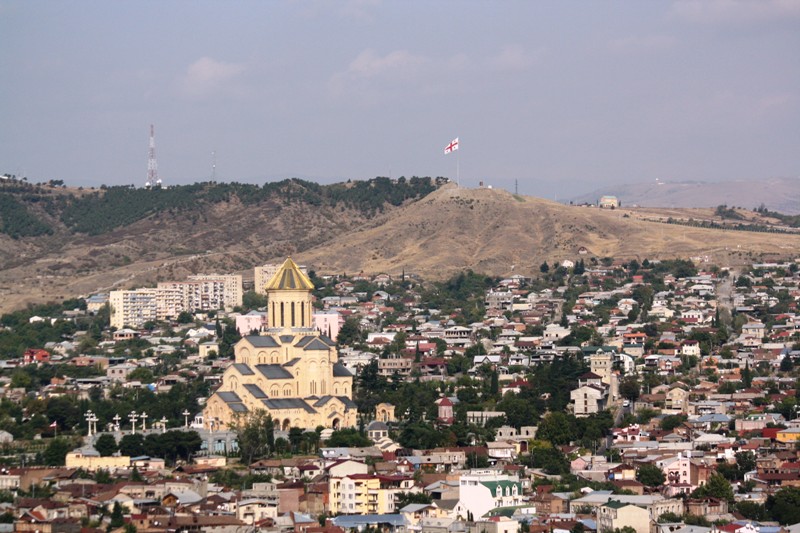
[297,185,800,279]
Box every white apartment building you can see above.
[159,274,242,313]
[188,274,243,310]
[110,289,159,329]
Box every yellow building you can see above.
[65,445,130,471]
[204,258,357,431]
[777,428,800,444]
[330,473,416,515]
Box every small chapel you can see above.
[203,258,357,431]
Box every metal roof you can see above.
[244,335,280,348]
[243,383,268,398]
[262,398,316,413]
[254,364,294,380]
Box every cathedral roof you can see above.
[217,391,250,413]
[264,258,315,291]
[333,363,353,377]
[218,391,242,403]
[255,364,294,380]
[232,363,255,375]
[303,338,332,351]
[245,335,280,348]
[263,398,317,413]
[243,383,268,398]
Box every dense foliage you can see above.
[0,194,54,238]
[0,177,440,238]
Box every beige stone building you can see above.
[204,258,357,431]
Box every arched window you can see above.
[291,302,296,327]
[301,302,305,327]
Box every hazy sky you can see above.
[1,1,798,198]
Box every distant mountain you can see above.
[570,177,800,214]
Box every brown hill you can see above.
[297,184,800,279]
[0,194,380,314]
[2,182,798,314]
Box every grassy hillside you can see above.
[0,177,439,238]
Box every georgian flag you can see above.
[444,137,459,154]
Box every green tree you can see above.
[236,411,275,464]
[540,262,550,273]
[692,472,734,502]
[43,438,71,466]
[337,318,363,346]
[326,428,371,448]
[767,486,800,525]
[536,412,578,445]
[661,414,687,431]
[95,434,118,457]
[176,311,195,324]
[636,463,665,487]
[619,376,640,402]
[119,433,146,457]
[395,491,433,509]
[110,501,125,528]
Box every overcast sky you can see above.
[1,1,798,198]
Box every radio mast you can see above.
[146,124,161,188]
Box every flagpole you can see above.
[456,148,460,187]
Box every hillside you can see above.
[0,177,438,313]
[297,185,800,279]
[2,179,799,314]
[571,177,800,214]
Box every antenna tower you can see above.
[146,124,161,188]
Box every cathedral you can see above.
[203,258,357,431]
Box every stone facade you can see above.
[203,258,357,431]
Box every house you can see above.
[597,501,650,533]
[23,349,51,365]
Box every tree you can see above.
[692,472,734,502]
[326,428,371,448]
[636,463,665,487]
[767,486,800,525]
[110,501,125,528]
[536,412,578,445]
[395,491,432,509]
[236,412,275,464]
[540,261,550,273]
[619,376,640,402]
[337,318,362,346]
[661,414,687,431]
[176,311,195,324]
[95,434,118,457]
[43,438,70,466]
[119,433,146,457]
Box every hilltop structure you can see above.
[203,258,357,431]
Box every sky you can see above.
[1,0,799,199]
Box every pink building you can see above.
[313,310,342,340]
[235,311,267,335]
